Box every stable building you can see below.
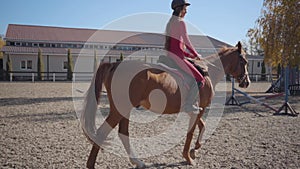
[1,24,231,81]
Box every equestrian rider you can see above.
[165,0,205,112]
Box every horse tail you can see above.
[81,62,112,142]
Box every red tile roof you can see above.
[5,24,161,44]
[3,24,232,54]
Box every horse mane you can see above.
[218,46,230,56]
[204,46,236,61]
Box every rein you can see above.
[233,52,248,82]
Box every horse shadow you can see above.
[130,161,190,169]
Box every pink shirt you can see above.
[166,18,204,84]
[167,19,199,59]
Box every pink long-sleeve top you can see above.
[166,18,205,84]
[167,19,199,59]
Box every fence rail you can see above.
[1,71,281,83]
[3,71,94,82]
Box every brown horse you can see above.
[81,41,250,168]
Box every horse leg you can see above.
[182,113,199,165]
[118,118,145,169]
[190,117,205,160]
[86,110,123,169]
[195,118,205,150]
[87,144,100,169]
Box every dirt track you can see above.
[0,82,299,169]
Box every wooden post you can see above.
[32,73,34,83]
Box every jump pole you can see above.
[225,77,283,113]
[233,87,279,112]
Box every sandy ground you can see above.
[0,82,299,169]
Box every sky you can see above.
[0,0,264,46]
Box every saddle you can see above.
[157,55,208,79]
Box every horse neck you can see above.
[205,53,227,87]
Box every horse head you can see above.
[221,41,251,88]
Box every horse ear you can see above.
[236,41,242,52]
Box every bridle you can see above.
[234,51,248,83]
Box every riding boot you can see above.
[182,81,203,112]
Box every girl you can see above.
[165,0,205,112]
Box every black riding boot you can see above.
[182,81,203,112]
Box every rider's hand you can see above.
[195,54,202,60]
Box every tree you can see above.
[276,63,281,78]
[117,53,124,62]
[37,48,44,80]
[0,37,5,58]
[93,50,98,73]
[0,37,5,80]
[6,54,12,80]
[244,32,265,56]
[247,0,300,67]
[67,49,73,80]
[261,61,266,80]
[120,53,124,61]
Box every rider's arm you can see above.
[180,21,200,59]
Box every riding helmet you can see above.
[171,0,190,10]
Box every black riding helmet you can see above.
[171,0,190,10]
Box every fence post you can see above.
[10,73,12,82]
[53,73,56,82]
[256,75,258,82]
[32,73,34,83]
[73,73,76,82]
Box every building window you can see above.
[20,60,33,70]
[27,60,32,69]
[63,61,68,69]
[21,60,26,69]
[257,62,261,67]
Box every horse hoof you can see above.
[188,159,196,166]
[130,158,146,169]
[183,152,196,166]
[86,164,95,169]
[195,143,202,150]
[190,149,196,160]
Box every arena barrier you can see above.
[226,69,298,116]
[225,78,284,113]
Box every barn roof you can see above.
[3,24,232,54]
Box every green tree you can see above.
[93,50,98,73]
[120,53,124,61]
[6,54,12,80]
[117,53,124,62]
[67,49,73,80]
[0,37,5,80]
[277,63,281,78]
[247,0,300,67]
[0,37,5,59]
[261,61,266,80]
[37,48,44,80]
